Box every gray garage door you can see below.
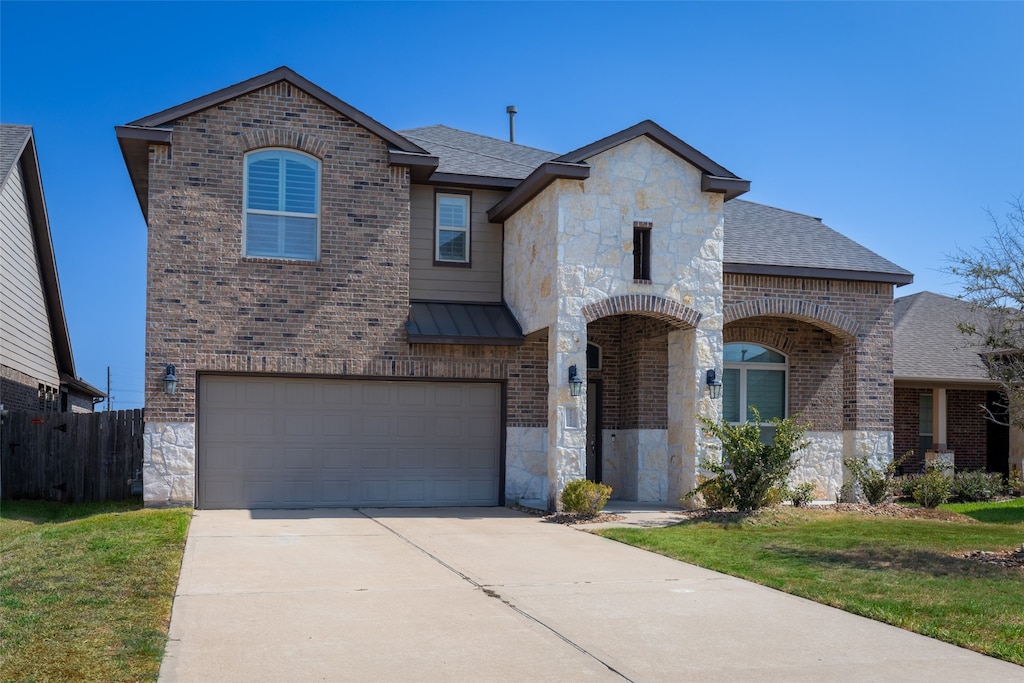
[197,376,501,509]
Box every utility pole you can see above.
[106,366,112,412]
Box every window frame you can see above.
[242,148,321,261]
[434,190,472,266]
[633,222,652,282]
[723,342,789,425]
[587,342,603,371]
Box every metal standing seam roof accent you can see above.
[894,291,997,384]
[406,302,524,345]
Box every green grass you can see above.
[1,500,191,682]
[598,506,1024,665]
[941,497,1024,524]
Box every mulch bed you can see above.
[953,545,1024,570]
[507,504,624,525]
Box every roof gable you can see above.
[127,66,426,154]
[555,120,750,200]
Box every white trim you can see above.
[435,192,470,263]
[243,148,321,261]
[723,342,788,423]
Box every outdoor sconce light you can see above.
[162,364,179,395]
[568,364,583,398]
[706,368,723,400]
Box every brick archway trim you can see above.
[723,326,794,354]
[723,297,859,339]
[239,128,328,159]
[581,294,701,328]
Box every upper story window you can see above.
[435,191,470,264]
[244,149,320,260]
[723,343,787,425]
[633,221,652,281]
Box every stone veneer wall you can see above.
[504,136,724,507]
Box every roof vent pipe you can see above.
[506,105,517,143]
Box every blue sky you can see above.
[2,1,1022,409]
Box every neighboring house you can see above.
[894,290,1022,477]
[116,67,912,510]
[0,124,104,414]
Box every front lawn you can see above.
[0,500,191,682]
[598,506,1024,665]
[941,497,1024,524]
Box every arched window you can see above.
[587,342,602,370]
[244,149,320,260]
[723,343,787,424]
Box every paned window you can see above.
[919,392,934,453]
[723,343,787,439]
[244,149,320,260]
[436,192,470,263]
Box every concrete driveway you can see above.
[160,507,1021,682]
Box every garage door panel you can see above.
[285,414,316,436]
[243,382,277,404]
[322,448,352,469]
[199,377,501,509]
[243,414,274,437]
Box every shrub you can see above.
[695,474,731,509]
[912,462,951,508]
[789,481,816,507]
[686,409,810,512]
[951,470,1003,502]
[561,479,612,517]
[843,451,909,505]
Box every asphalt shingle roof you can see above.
[723,199,913,280]
[894,291,994,383]
[399,125,557,179]
[397,125,910,282]
[0,124,32,184]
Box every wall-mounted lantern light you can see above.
[706,368,723,400]
[162,364,179,395]
[568,364,583,398]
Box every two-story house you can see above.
[117,67,912,510]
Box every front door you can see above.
[586,380,602,482]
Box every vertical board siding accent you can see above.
[1,409,145,502]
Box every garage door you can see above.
[197,376,501,509]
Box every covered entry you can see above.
[197,376,502,509]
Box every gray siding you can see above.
[409,185,504,302]
[0,163,59,387]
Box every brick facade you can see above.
[723,274,894,431]
[144,82,548,426]
[947,389,988,470]
[1,365,43,411]
[894,386,991,472]
[893,386,926,471]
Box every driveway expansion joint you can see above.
[359,510,633,682]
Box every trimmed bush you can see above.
[951,470,1003,502]
[789,482,816,507]
[843,451,909,505]
[561,479,612,517]
[687,409,810,512]
[912,462,951,508]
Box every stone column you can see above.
[547,320,586,510]
[667,324,722,508]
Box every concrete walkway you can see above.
[160,507,1021,682]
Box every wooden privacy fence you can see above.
[1,409,144,503]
